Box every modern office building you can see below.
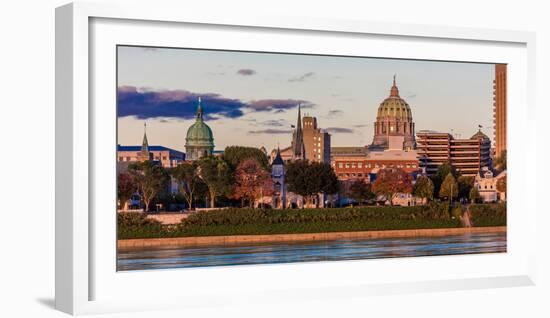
[493,64,507,157]
[416,129,492,177]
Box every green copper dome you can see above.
[186,120,214,147]
[189,97,214,157]
[376,77,412,121]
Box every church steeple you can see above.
[291,104,305,160]
[138,122,151,161]
[141,122,149,153]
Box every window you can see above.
[338,173,343,177]
[352,163,356,168]
[126,157,131,161]
[163,156,167,160]
[118,157,123,161]
[412,164,417,168]
[345,163,350,168]
[352,173,356,177]
[358,173,363,177]
[338,163,343,168]
[358,162,363,168]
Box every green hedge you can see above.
[118,203,506,239]
[469,203,507,227]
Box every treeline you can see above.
[118,146,340,211]
[346,162,506,206]
[118,203,506,239]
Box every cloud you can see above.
[326,109,344,118]
[237,68,256,76]
[257,119,288,127]
[288,72,315,82]
[353,124,369,128]
[117,86,315,120]
[117,86,245,120]
[325,127,354,134]
[247,99,314,112]
[248,129,292,135]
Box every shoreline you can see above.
[118,226,506,249]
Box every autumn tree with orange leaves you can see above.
[232,158,273,207]
[372,168,413,205]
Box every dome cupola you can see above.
[185,97,215,160]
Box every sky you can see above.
[117,45,496,153]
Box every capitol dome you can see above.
[376,83,413,121]
[370,76,416,150]
[185,97,215,160]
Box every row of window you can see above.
[118,155,169,161]
[336,162,417,169]
[338,173,364,178]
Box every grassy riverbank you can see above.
[118,203,506,239]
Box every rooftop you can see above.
[117,145,185,156]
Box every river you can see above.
[117,231,506,271]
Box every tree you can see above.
[117,172,135,210]
[496,175,507,195]
[321,165,340,208]
[431,162,459,196]
[197,156,232,208]
[223,146,269,170]
[285,160,337,207]
[439,173,458,202]
[494,150,507,172]
[469,186,481,203]
[128,161,169,212]
[413,175,434,202]
[372,168,413,205]
[348,180,374,206]
[232,158,273,207]
[170,162,203,210]
[457,176,475,200]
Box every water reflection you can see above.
[117,232,506,271]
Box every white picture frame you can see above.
[55,2,537,315]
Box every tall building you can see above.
[185,97,215,161]
[493,64,507,157]
[290,104,306,161]
[273,106,331,163]
[303,115,331,163]
[371,76,415,150]
[416,129,492,177]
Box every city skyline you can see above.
[117,45,495,152]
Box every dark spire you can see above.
[292,104,304,158]
[139,122,150,161]
[390,74,400,97]
[272,144,284,165]
[141,122,149,153]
